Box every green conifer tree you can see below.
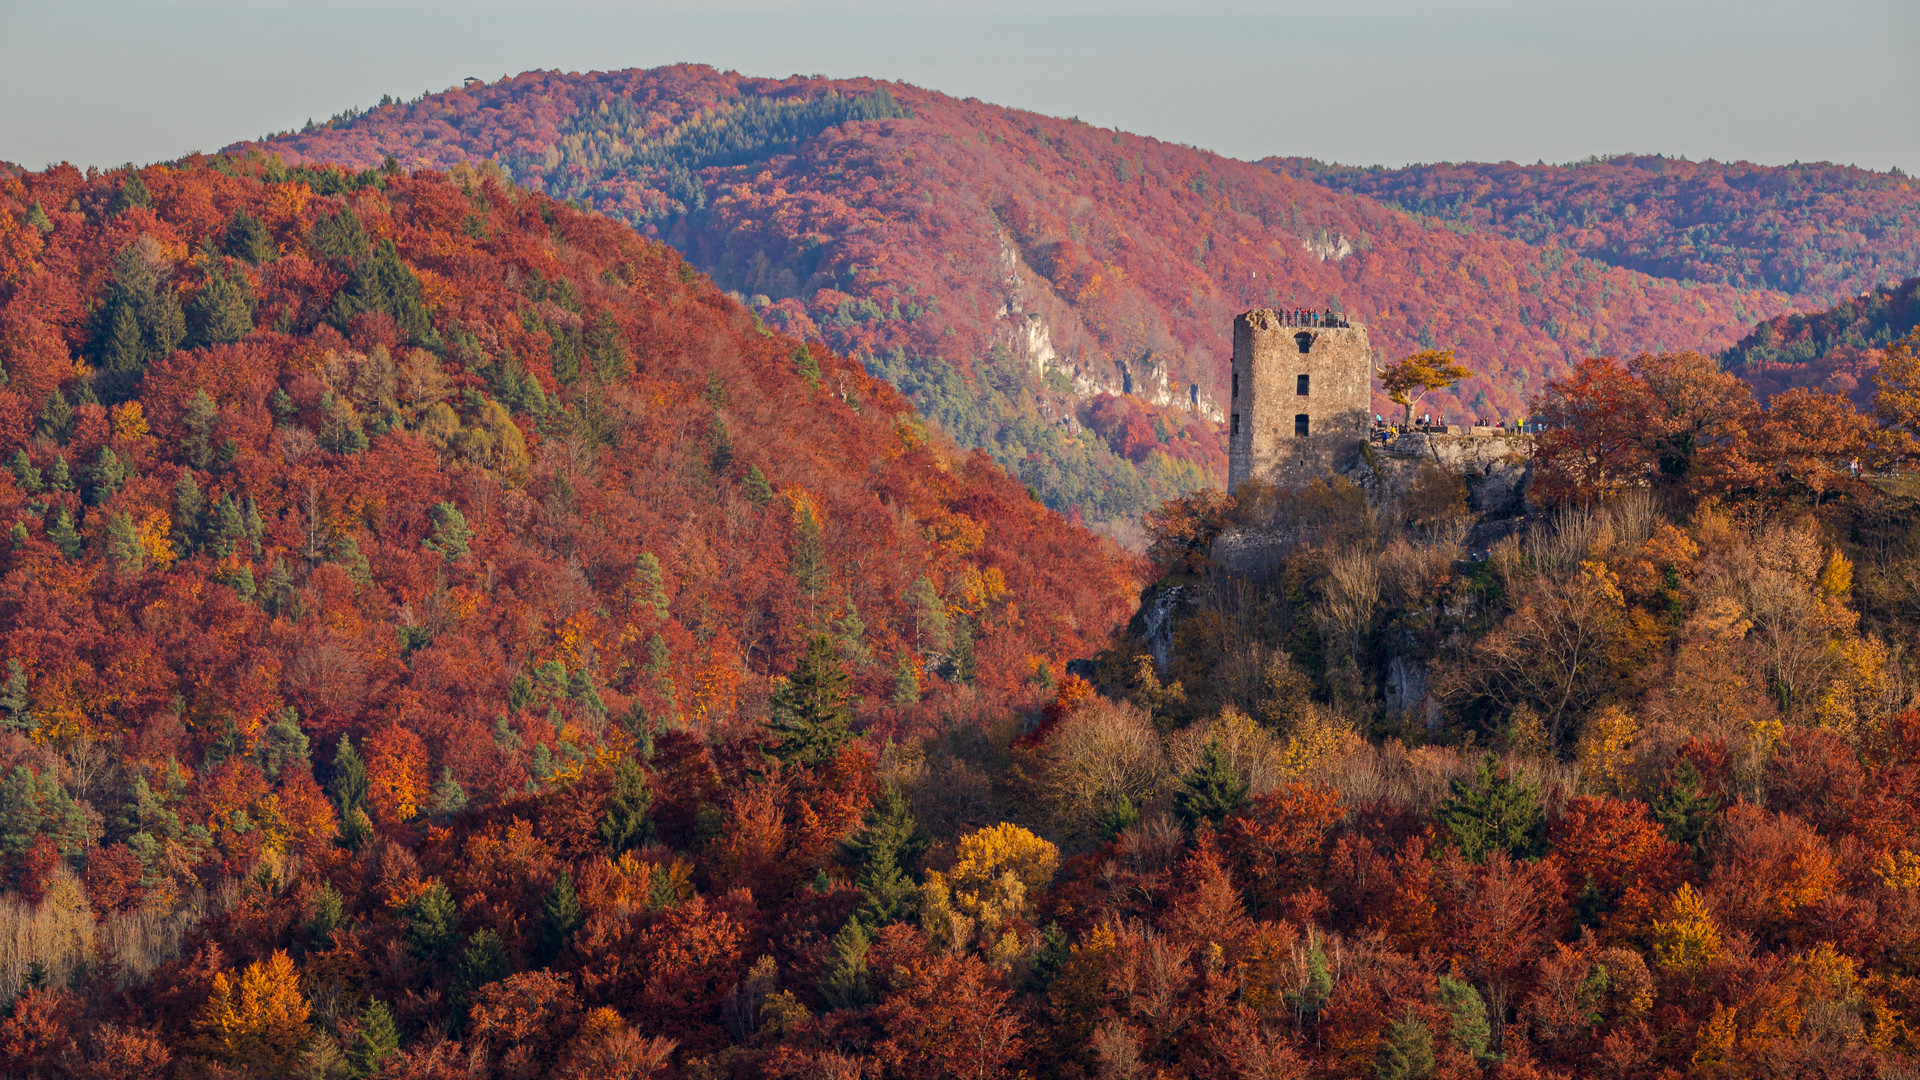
[348,1000,400,1078]
[744,465,774,508]
[36,390,71,441]
[115,169,151,211]
[1173,740,1249,827]
[633,553,670,620]
[422,501,473,560]
[1376,1010,1435,1080]
[178,389,217,471]
[452,928,509,1021]
[1436,755,1546,862]
[1653,757,1721,850]
[537,871,582,965]
[598,757,654,854]
[818,918,873,1010]
[765,635,853,765]
[843,781,922,925]
[171,470,204,554]
[0,660,31,732]
[8,450,41,494]
[46,509,80,559]
[406,880,461,965]
[1436,976,1496,1062]
[46,454,71,492]
[586,310,631,383]
[256,709,310,779]
[793,343,822,388]
[188,261,256,347]
[891,654,920,705]
[789,504,828,598]
[23,202,52,234]
[105,512,145,577]
[329,736,368,817]
[223,208,275,264]
[430,767,468,816]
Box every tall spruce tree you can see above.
[1436,755,1546,862]
[1173,740,1249,827]
[842,781,924,925]
[765,635,853,765]
[537,872,582,965]
[598,756,654,854]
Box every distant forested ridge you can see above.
[238,67,1794,532]
[1272,154,1920,305]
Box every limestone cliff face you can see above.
[1358,431,1534,518]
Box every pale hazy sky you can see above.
[2,0,1915,173]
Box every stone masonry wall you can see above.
[1226,311,1371,492]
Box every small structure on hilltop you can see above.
[1216,307,1538,573]
[1227,308,1372,492]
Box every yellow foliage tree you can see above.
[1652,884,1723,977]
[1376,349,1476,425]
[196,950,313,1071]
[920,822,1058,954]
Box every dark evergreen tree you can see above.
[306,883,346,941]
[1653,757,1721,849]
[256,709,309,779]
[36,390,71,441]
[793,343,822,387]
[817,918,873,1011]
[744,465,774,508]
[7,451,41,495]
[586,310,631,383]
[45,454,71,492]
[405,881,460,965]
[188,262,255,345]
[170,470,204,554]
[222,208,276,264]
[46,509,80,559]
[536,871,582,965]
[1436,755,1546,862]
[765,635,853,765]
[329,735,368,818]
[1436,975,1496,1063]
[347,1000,400,1078]
[310,206,369,265]
[451,928,508,1024]
[23,201,52,233]
[843,782,923,925]
[789,504,828,597]
[87,447,124,505]
[598,756,654,854]
[1173,740,1248,827]
[430,767,468,816]
[115,169,150,211]
[1376,1010,1436,1080]
[422,501,473,561]
[180,390,218,470]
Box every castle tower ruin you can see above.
[1227,309,1372,492]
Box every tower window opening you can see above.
[1296,373,1310,396]
[1232,372,1239,399]
[1295,332,1312,354]
[1231,413,1240,435]
[1294,414,1310,437]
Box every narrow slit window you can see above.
[1295,332,1312,353]
[1232,372,1239,399]
[1296,373,1310,396]
[1231,413,1240,436]
[1294,414,1310,437]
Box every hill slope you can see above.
[0,153,1136,840]
[239,66,1791,527]
[1272,154,1920,304]
[1721,274,1920,403]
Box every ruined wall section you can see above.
[1227,311,1372,492]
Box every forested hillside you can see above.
[238,66,1792,530]
[0,153,1141,1075]
[1721,274,1920,404]
[1274,155,1920,304]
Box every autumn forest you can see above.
[0,61,1919,1080]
